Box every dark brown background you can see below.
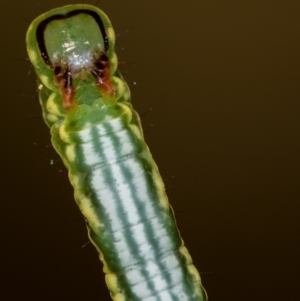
[1,0,299,300]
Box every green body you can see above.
[26,5,207,301]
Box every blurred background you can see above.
[1,0,299,300]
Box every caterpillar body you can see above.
[26,4,207,301]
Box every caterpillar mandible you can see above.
[26,4,207,301]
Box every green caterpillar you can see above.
[26,4,207,301]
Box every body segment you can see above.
[26,5,207,300]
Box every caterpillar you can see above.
[26,4,207,301]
